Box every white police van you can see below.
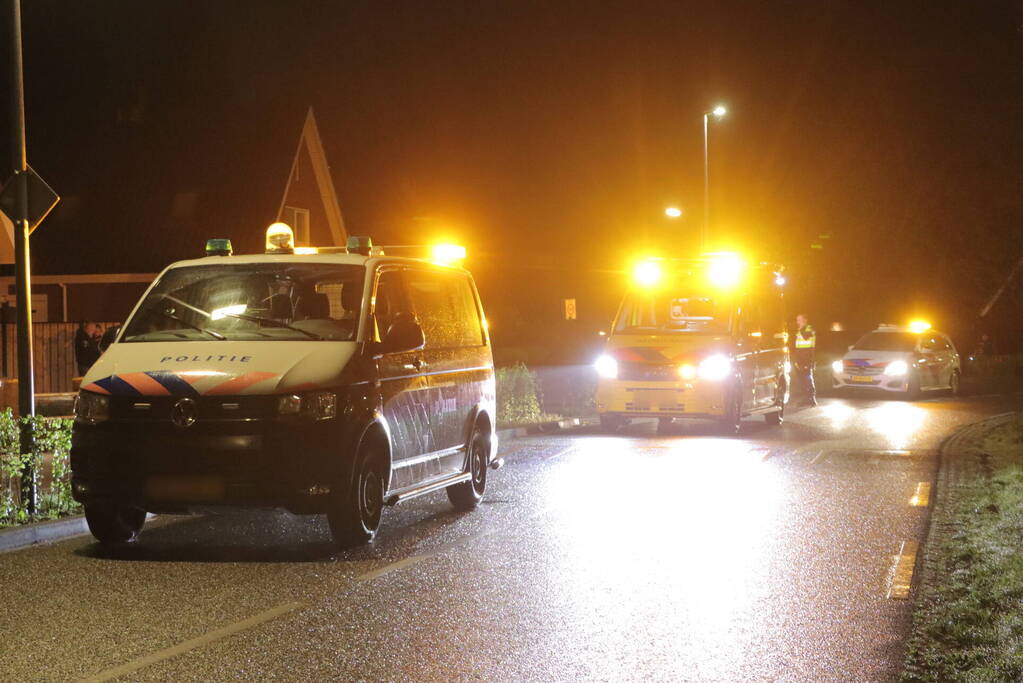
[71,226,499,548]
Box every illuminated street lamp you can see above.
[664,206,683,218]
[703,104,727,249]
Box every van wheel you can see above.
[448,426,488,511]
[765,376,785,425]
[599,414,623,433]
[328,443,386,548]
[722,387,743,436]
[949,370,961,396]
[84,502,146,545]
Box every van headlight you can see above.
[885,360,909,376]
[832,360,844,375]
[277,391,337,420]
[595,355,618,379]
[697,354,732,381]
[75,391,110,425]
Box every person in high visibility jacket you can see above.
[793,313,817,406]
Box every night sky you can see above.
[3,1,1023,353]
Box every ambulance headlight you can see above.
[594,355,618,379]
[277,391,337,420]
[75,391,110,425]
[831,360,844,375]
[697,354,732,381]
[885,360,909,376]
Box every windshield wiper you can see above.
[218,312,323,340]
[157,310,226,340]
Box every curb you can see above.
[496,416,597,443]
[0,514,90,553]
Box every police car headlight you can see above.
[697,354,732,381]
[885,360,909,376]
[831,360,844,375]
[75,391,110,425]
[594,355,618,379]
[277,391,337,420]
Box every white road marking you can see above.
[81,601,304,682]
[809,450,826,465]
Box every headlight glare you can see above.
[595,355,618,379]
[885,360,909,376]
[697,354,732,381]
[678,364,696,380]
[832,360,844,375]
[75,391,110,424]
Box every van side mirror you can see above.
[848,344,854,351]
[375,312,425,356]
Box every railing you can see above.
[1,322,119,394]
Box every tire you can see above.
[949,369,961,396]
[721,386,743,436]
[599,414,623,433]
[447,426,489,511]
[327,443,386,549]
[84,502,146,545]
[765,375,785,425]
[906,373,921,400]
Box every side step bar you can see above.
[384,472,471,507]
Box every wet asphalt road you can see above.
[3,393,1022,682]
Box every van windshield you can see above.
[852,331,919,352]
[122,263,366,342]
[614,292,734,335]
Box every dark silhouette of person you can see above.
[74,321,101,375]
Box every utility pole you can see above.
[9,0,36,512]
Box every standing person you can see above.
[793,313,817,407]
[99,323,121,353]
[74,321,101,376]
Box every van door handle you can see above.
[403,359,427,371]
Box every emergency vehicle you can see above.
[70,225,499,548]
[831,321,961,397]
[595,253,789,435]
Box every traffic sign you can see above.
[0,166,59,233]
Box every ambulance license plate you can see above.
[849,375,873,383]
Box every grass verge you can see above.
[902,413,1023,681]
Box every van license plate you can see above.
[145,476,225,502]
[850,375,873,383]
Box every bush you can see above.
[0,409,77,527]
[496,363,547,428]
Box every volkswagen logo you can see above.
[171,398,198,429]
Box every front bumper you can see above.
[70,418,352,514]
[596,379,727,418]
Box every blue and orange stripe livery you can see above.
[83,370,280,397]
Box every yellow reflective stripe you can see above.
[795,338,815,348]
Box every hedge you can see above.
[0,410,76,527]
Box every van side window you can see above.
[406,270,484,349]
[373,270,409,341]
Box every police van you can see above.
[71,225,499,548]
[595,253,789,434]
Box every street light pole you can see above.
[702,105,727,252]
[8,0,36,512]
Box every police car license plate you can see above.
[849,375,873,383]
[633,389,678,409]
[145,476,225,502]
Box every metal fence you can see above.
[1,322,119,394]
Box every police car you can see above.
[70,225,499,548]
[831,321,961,397]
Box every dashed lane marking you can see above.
[887,540,918,600]
[82,601,305,682]
[910,482,931,507]
[809,450,826,465]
